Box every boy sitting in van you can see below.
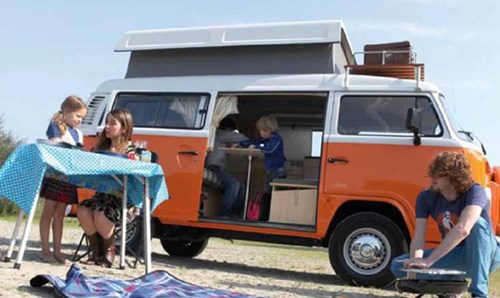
[206,118,248,217]
[238,114,286,193]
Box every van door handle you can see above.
[177,150,199,156]
[328,157,349,164]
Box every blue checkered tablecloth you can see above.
[0,143,169,214]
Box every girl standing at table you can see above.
[77,108,134,268]
[39,95,87,264]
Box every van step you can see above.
[199,217,316,232]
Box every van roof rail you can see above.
[344,49,424,89]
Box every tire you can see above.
[160,237,209,258]
[115,215,143,255]
[329,212,408,287]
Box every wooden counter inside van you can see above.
[269,179,318,225]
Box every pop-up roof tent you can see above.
[115,20,355,78]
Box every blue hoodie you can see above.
[239,133,285,171]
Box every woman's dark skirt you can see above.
[79,192,122,224]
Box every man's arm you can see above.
[218,130,248,144]
[405,205,482,268]
[410,218,428,259]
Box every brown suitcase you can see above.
[364,41,413,65]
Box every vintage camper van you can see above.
[80,20,500,287]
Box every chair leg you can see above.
[72,233,89,262]
[127,244,144,269]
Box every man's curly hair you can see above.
[428,151,474,193]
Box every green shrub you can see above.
[0,199,19,216]
[0,115,24,218]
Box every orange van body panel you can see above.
[82,134,498,241]
[323,142,463,244]
[490,181,500,236]
[463,148,500,236]
[83,134,207,223]
[463,148,489,187]
[491,166,500,235]
[133,134,207,222]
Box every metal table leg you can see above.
[242,154,253,219]
[14,191,42,269]
[4,210,24,262]
[119,175,128,269]
[143,177,152,274]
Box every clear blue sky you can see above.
[1,0,499,163]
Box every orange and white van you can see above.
[80,20,500,286]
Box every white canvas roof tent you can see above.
[115,20,356,78]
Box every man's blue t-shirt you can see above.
[415,183,490,241]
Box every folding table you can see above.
[219,147,263,219]
[0,143,169,274]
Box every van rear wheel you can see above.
[160,237,209,258]
[328,212,408,287]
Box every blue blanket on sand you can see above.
[30,264,260,298]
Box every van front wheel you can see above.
[328,212,408,287]
[160,238,209,258]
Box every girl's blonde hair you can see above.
[256,114,279,133]
[51,95,87,135]
[94,108,134,153]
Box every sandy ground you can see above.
[0,218,416,297]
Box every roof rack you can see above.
[344,49,424,89]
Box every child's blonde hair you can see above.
[51,95,87,135]
[256,114,279,133]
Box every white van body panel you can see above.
[93,74,442,95]
[115,20,349,51]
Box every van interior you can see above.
[200,93,328,230]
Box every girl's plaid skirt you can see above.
[40,178,78,204]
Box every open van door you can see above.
[112,92,210,221]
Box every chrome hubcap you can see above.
[343,228,391,275]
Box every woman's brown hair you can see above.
[51,95,87,135]
[94,108,133,153]
[428,151,474,193]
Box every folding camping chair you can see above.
[72,206,144,268]
[72,151,158,269]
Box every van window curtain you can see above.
[208,96,239,150]
[170,97,200,127]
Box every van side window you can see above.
[338,96,442,136]
[114,93,209,129]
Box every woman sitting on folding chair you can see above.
[77,108,135,268]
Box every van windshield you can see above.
[439,94,483,147]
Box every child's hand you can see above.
[248,144,256,149]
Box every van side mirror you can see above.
[406,108,422,146]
